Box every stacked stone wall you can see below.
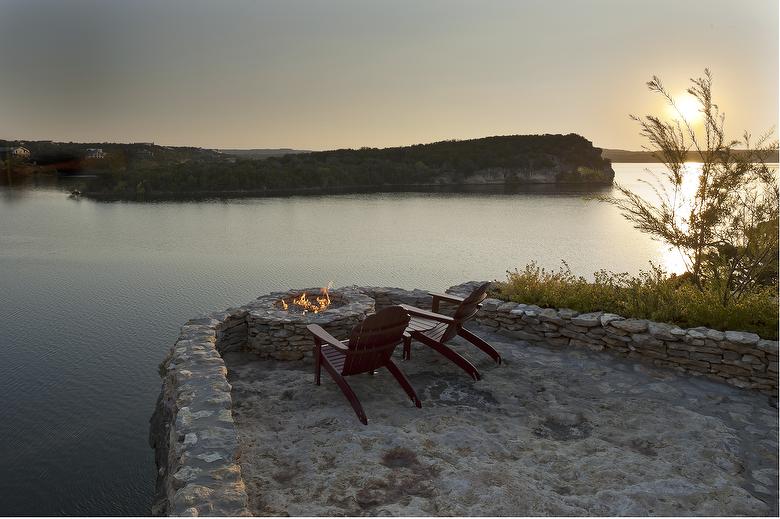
[149,308,251,516]
[246,314,364,361]
[468,294,778,396]
[245,288,374,360]
[360,286,433,310]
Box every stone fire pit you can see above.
[244,286,374,360]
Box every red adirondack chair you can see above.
[308,305,421,425]
[400,282,501,381]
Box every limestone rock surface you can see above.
[226,326,778,516]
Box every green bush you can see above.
[492,262,778,339]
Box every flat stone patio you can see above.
[225,326,778,516]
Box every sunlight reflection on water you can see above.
[659,244,688,274]
[644,162,701,275]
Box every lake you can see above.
[0,164,682,515]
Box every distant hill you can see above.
[217,148,310,159]
[603,148,779,163]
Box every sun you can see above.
[670,93,703,123]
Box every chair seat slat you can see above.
[322,345,346,371]
[407,315,441,331]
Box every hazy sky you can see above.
[0,0,776,150]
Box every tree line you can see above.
[83,133,614,197]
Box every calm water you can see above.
[0,164,676,515]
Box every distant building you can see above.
[86,148,106,159]
[0,146,31,159]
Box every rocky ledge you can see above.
[149,284,778,516]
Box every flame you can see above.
[279,282,333,313]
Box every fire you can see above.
[279,282,333,314]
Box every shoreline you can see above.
[82,180,614,202]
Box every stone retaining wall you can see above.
[452,282,778,396]
[149,307,251,516]
[361,286,433,311]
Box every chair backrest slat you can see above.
[441,282,491,342]
[342,306,410,376]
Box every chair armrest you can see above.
[400,304,455,324]
[306,324,348,351]
[429,292,464,304]
[428,291,483,312]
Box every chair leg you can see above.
[314,344,321,385]
[322,362,368,425]
[414,333,481,381]
[385,359,422,408]
[403,334,412,360]
[459,327,502,365]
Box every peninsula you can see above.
[1,134,614,199]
